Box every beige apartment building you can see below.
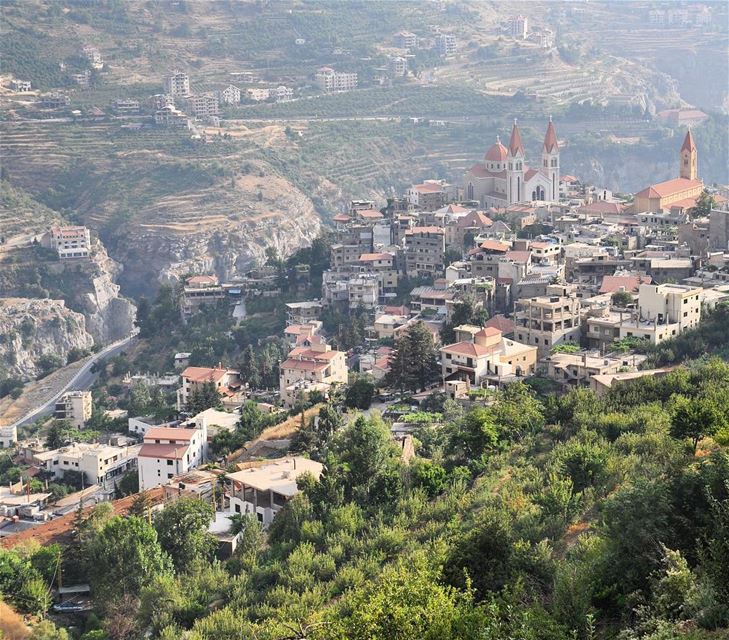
[279,343,348,407]
[404,226,445,277]
[514,295,582,357]
[440,326,537,386]
[54,390,92,428]
[48,226,91,259]
[33,442,139,487]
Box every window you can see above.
[167,459,173,465]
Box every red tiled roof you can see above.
[383,305,409,315]
[508,121,524,156]
[412,182,444,193]
[333,213,351,222]
[599,275,651,294]
[524,168,538,182]
[467,164,506,179]
[181,366,229,383]
[580,201,625,215]
[475,326,502,338]
[441,341,495,357]
[357,209,384,219]
[635,178,703,199]
[480,240,509,252]
[458,210,493,229]
[139,443,190,460]
[504,250,531,263]
[543,118,558,153]
[485,137,508,162]
[405,226,444,235]
[484,314,515,334]
[681,129,696,153]
[186,275,218,286]
[144,427,197,441]
[280,358,329,372]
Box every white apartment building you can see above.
[48,226,91,259]
[436,34,456,56]
[510,15,529,39]
[275,85,294,102]
[315,67,358,92]
[389,56,408,76]
[184,93,220,119]
[33,442,140,487]
[10,79,31,92]
[0,425,18,449]
[247,87,271,101]
[54,390,92,428]
[219,85,241,104]
[82,45,103,69]
[177,366,242,411]
[279,343,348,407]
[164,71,190,97]
[227,457,323,527]
[138,424,207,490]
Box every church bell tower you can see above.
[680,129,698,181]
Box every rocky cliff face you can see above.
[114,188,321,296]
[79,242,137,343]
[0,298,94,380]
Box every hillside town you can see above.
[2,119,728,548]
[1,1,728,637]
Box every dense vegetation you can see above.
[3,358,729,639]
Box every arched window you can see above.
[467,183,474,200]
[532,190,536,200]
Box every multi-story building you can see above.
[180,275,226,318]
[164,71,190,97]
[286,300,323,325]
[510,15,529,39]
[113,99,141,114]
[441,326,537,385]
[246,87,270,101]
[547,351,646,388]
[227,457,323,527]
[47,226,91,259]
[82,45,103,69]
[154,105,191,128]
[315,67,358,92]
[40,92,70,108]
[274,85,294,102]
[10,79,31,92]
[514,294,582,357]
[388,56,408,76]
[177,366,243,411]
[404,226,445,277]
[184,93,220,119]
[54,390,92,428]
[219,85,241,104]
[435,33,456,56]
[138,424,207,490]
[0,425,18,449]
[33,442,139,487]
[407,181,447,210]
[394,30,417,49]
[279,343,348,407]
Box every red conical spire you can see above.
[681,128,696,153]
[508,118,524,156]
[543,115,558,153]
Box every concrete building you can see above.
[407,181,447,210]
[164,71,190,97]
[440,326,537,385]
[546,351,646,387]
[219,85,241,104]
[184,93,220,119]
[54,391,92,428]
[274,85,294,102]
[388,56,408,76]
[279,343,348,407]
[514,295,582,357]
[227,457,323,527]
[394,31,417,49]
[510,15,529,39]
[315,67,358,92]
[246,87,270,101]
[435,33,456,56]
[404,226,445,278]
[0,425,18,449]
[177,366,243,411]
[10,79,31,92]
[285,301,323,325]
[48,226,91,259]
[34,442,139,487]
[138,424,207,490]
[154,105,191,128]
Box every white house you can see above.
[227,457,323,527]
[0,425,18,449]
[137,424,207,490]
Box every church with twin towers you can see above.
[464,118,560,209]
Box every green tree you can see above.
[440,294,488,344]
[386,322,440,392]
[345,377,376,410]
[689,190,716,218]
[154,497,216,572]
[611,290,634,307]
[670,395,726,453]
[86,515,172,604]
[187,381,223,414]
